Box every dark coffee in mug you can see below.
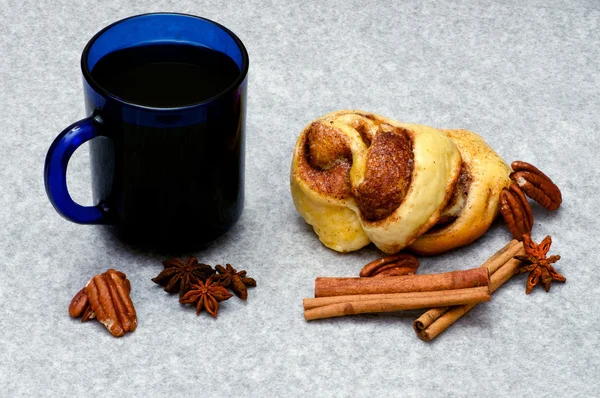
[44,13,249,250]
[91,43,240,107]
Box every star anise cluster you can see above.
[152,257,256,318]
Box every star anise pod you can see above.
[214,264,257,300]
[179,276,232,318]
[514,234,565,294]
[152,257,215,298]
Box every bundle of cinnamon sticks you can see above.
[303,240,525,341]
[414,240,524,341]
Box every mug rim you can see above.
[80,12,249,112]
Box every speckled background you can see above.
[1,0,599,396]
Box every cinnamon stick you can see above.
[315,267,489,297]
[304,287,491,321]
[413,240,525,341]
[481,239,523,274]
[303,287,490,310]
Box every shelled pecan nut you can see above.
[104,270,137,333]
[359,253,420,277]
[510,161,562,210]
[70,269,136,337]
[85,270,137,337]
[500,183,534,240]
[68,288,89,318]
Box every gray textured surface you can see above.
[1,0,599,396]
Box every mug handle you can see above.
[44,115,112,224]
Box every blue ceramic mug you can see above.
[44,13,249,249]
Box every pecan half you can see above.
[104,270,137,333]
[511,161,562,210]
[68,288,89,318]
[85,270,137,337]
[500,183,534,240]
[359,253,419,277]
[70,270,137,337]
[69,271,131,321]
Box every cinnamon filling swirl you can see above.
[297,122,353,200]
[353,126,413,221]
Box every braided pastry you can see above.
[290,110,512,255]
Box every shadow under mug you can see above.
[44,13,249,249]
